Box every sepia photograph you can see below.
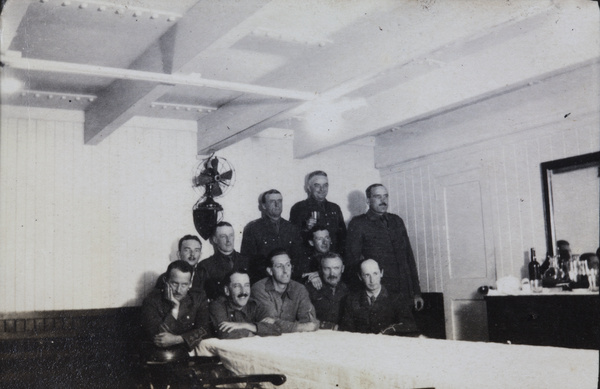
[1,0,598,387]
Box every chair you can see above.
[141,343,286,388]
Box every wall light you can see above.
[1,77,23,94]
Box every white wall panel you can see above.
[0,108,200,312]
[378,113,599,292]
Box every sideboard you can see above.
[485,292,599,350]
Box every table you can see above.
[197,330,599,389]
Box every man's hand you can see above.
[219,321,257,334]
[307,272,323,290]
[306,216,317,230]
[153,332,184,348]
[260,317,277,325]
[414,295,424,311]
[165,284,181,319]
[295,309,320,332]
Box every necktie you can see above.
[369,295,376,305]
[381,215,388,228]
[225,254,233,270]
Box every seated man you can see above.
[251,249,320,333]
[198,222,249,301]
[306,252,349,330]
[339,259,420,336]
[141,260,211,355]
[209,270,281,339]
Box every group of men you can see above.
[141,170,424,355]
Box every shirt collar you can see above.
[262,214,281,224]
[225,297,250,314]
[306,196,327,206]
[216,250,235,260]
[366,209,387,220]
[265,277,290,297]
[365,285,388,300]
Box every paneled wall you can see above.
[0,107,200,312]
[375,64,600,293]
[0,108,380,313]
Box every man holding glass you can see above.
[290,170,346,255]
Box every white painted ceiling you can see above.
[1,0,598,157]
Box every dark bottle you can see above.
[529,248,542,292]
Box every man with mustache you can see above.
[141,260,210,352]
[306,252,349,330]
[209,270,281,339]
[339,259,419,336]
[346,184,424,311]
[155,234,204,292]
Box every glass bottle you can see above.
[528,248,542,292]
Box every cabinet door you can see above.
[486,295,599,350]
[487,296,560,346]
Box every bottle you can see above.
[528,248,542,292]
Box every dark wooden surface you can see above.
[413,292,446,339]
[485,294,599,350]
[0,307,145,388]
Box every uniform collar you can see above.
[366,209,387,220]
[306,196,328,206]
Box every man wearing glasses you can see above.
[141,260,210,353]
[250,249,320,333]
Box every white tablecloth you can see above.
[197,330,598,389]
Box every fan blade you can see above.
[193,173,214,186]
[211,156,219,170]
[211,183,223,197]
[218,169,233,181]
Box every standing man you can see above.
[290,170,346,254]
[241,189,306,283]
[306,253,349,330]
[346,184,424,311]
[251,249,320,333]
[141,260,210,354]
[209,270,281,339]
[339,259,419,336]
[155,234,204,292]
[198,222,248,301]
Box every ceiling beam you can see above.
[3,56,315,101]
[83,0,271,145]
[197,95,298,154]
[0,1,32,53]
[83,40,173,144]
[290,0,599,158]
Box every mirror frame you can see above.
[541,151,600,256]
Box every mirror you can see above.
[541,151,600,256]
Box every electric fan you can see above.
[191,153,235,239]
